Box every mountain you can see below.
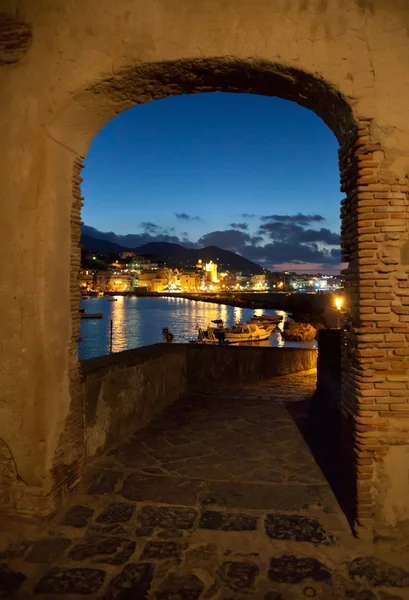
[81,234,265,275]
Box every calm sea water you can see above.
[78,296,317,361]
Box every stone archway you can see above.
[65,58,408,540]
[1,0,409,542]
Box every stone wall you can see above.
[82,345,317,458]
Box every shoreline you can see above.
[86,290,337,316]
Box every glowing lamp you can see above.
[335,296,343,311]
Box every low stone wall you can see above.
[186,345,317,389]
[81,344,317,458]
[81,345,188,457]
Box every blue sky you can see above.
[82,92,343,273]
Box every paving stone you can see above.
[155,573,204,600]
[69,536,136,565]
[268,555,332,584]
[102,563,155,599]
[218,561,260,591]
[135,527,154,537]
[121,473,203,505]
[203,481,332,511]
[138,505,197,529]
[140,541,182,560]
[25,537,71,563]
[199,510,257,531]
[88,523,127,535]
[0,541,31,559]
[157,528,185,539]
[347,557,409,587]
[185,544,218,569]
[60,505,94,528]
[34,568,106,595]
[87,469,122,494]
[0,564,26,598]
[264,514,335,545]
[96,502,135,523]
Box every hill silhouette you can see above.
[81,234,265,275]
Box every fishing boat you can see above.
[215,322,272,343]
[191,326,237,345]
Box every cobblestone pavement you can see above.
[2,370,409,599]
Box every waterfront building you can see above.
[180,269,202,292]
[138,269,168,292]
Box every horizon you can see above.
[82,92,344,275]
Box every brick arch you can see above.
[64,57,367,528]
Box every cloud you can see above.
[260,213,325,225]
[198,229,253,251]
[175,212,202,221]
[241,241,342,267]
[241,213,256,218]
[229,222,248,230]
[258,221,340,246]
[299,227,340,245]
[83,224,184,248]
[140,221,161,234]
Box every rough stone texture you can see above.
[1,377,409,597]
[60,504,94,527]
[68,535,136,565]
[283,322,317,342]
[102,563,155,600]
[268,555,332,584]
[138,505,197,530]
[96,502,135,523]
[218,561,260,591]
[347,557,409,587]
[155,573,204,600]
[140,541,182,561]
[199,510,257,531]
[34,568,106,595]
[264,514,335,545]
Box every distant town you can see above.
[80,249,344,294]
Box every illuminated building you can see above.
[138,269,168,292]
[205,261,218,283]
[180,270,201,292]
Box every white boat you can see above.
[222,322,272,343]
[192,326,238,345]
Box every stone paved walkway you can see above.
[2,370,409,599]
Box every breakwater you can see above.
[157,291,335,314]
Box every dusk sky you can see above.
[82,92,344,274]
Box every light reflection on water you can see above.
[78,296,317,361]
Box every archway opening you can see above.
[57,57,363,530]
[78,91,344,359]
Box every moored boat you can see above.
[215,322,272,343]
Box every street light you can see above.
[335,296,343,311]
